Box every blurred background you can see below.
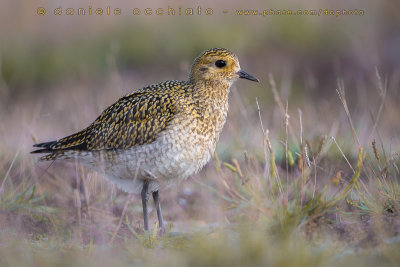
[0,0,399,244]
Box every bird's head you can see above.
[189,48,259,85]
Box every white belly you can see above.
[84,129,215,194]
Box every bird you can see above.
[31,48,259,234]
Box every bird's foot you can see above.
[158,221,168,236]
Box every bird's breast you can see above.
[170,97,228,167]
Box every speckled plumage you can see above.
[32,48,258,232]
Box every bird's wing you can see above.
[32,82,182,158]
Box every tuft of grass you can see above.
[0,183,57,215]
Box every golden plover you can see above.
[32,48,259,233]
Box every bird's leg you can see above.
[152,190,165,235]
[141,182,150,231]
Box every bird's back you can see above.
[32,80,191,160]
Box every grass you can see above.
[1,68,399,266]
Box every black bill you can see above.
[238,70,259,82]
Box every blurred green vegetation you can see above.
[2,9,397,100]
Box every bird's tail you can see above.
[31,141,57,153]
[31,126,92,161]
[31,141,61,160]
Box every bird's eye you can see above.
[215,60,226,68]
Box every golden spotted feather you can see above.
[32,81,189,159]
